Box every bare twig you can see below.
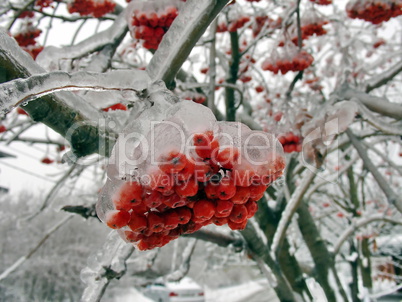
[0,215,73,281]
[346,129,402,214]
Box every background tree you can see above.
[1,0,402,301]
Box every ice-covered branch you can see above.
[36,11,128,71]
[346,129,402,214]
[0,215,73,281]
[341,86,402,120]
[0,29,118,158]
[332,213,402,255]
[147,0,231,86]
[81,231,135,302]
[165,238,197,282]
[270,170,316,256]
[186,229,244,248]
[352,99,402,136]
[365,60,402,93]
[0,70,149,114]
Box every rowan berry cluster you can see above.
[13,25,44,60]
[98,101,285,251]
[346,0,402,24]
[278,132,302,153]
[251,15,282,38]
[309,0,332,5]
[67,0,116,18]
[127,0,182,50]
[261,49,314,75]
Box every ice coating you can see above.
[97,84,285,251]
[36,12,128,72]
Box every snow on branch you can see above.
[0,215,74,281]
[332,213,402,255]
[341,86,402,120]
[148,0,231,86]
[270,169,316,257]
[351,99,402,136]
[346,129,402,214]
[81,231,134,302]
[36,11,128,71]
[165,238,197,282]
[365,60,402,93]
[0,70,150,115]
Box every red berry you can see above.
[41,157,54,164]
[192,200,215,222]
[175,177,199,197]
[0,125,6,133]
[142,190,163,209]
[163,210,180,230]
[176,207,192,224]
[147,212,165,233]
[158,151,188,174]
[204,182,219,199]
[231,186,251,204]
[249,184,267,201]
[124,231,144,243]
[113,181,143,211]
[128,212,148,233]
[148,169,174,193]
[106,210,131,229]
[229,204,248,223]
[217,176,237,200]
[102,103,127,112]
[211,216,228,226]
[176,159,195,181]
[131,202,148,215]
[215,147,240,169]
[215,199,234,217]
[245,200,258,218]
[162,193,187,208]
[228,219,248,230]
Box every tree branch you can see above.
[147,0,231,87]
[346,129,402,214]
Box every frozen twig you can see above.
[332,213,402,255]
[165,239,197,282]
[0,215,73,281]
[36,11,128,70]
[81,231,135,302]
[346,129,402,214]
[148,0,231,86]
[0,70,149,114]
[351,99,402,136]
[365,60,402,93]
[341,86,402,119]
[271,169,315,257]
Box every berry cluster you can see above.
[127,0,181,50]
[18,11,35,19]
[309,0,332,5]
[13,25,44,59]
[35,0,58,10]
[278,132,302,153]
[13,28,41,47]
[68,0,116,18]
[216,15,251,33]
[98,101,285,251]
[261,49,314,75]
[346,0,402,24]
[251,15,282,38]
